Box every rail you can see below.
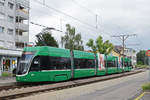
[0,70,144,100]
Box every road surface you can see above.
[14,71,149,100]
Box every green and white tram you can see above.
[16,46,132,82]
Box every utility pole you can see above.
[43,0,45,5]
[96,14,98,29]
[112,34,136,70]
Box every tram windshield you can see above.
[16,52,34,75]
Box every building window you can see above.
[8,2,13,9]
[7,28,13,35]
[16,29,23,36]
[15,42,25,48]
[0,12,5,20]
[0,26,4,33]
[0,1,4,6]
[8,15,14,23]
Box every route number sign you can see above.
[146,50,150,57]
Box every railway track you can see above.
[0,81,56,91]
[0,70,144,100]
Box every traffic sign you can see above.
[146,50,150,56]
[146,50,150,81]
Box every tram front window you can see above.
[16,52,34,75]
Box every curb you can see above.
[128,89,143,100]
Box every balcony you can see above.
[0,6,5,13]
[16,0,29,8]
[0,20,5,27]
[0,48,22,57]
[15,35,29,43]
[8,0,16,3]
[16,10,29,20]
[16,23,29,32]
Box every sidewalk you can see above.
[0,77,16,86]
[135,92,150,100]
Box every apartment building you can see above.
[0,0,29,76]
[124,48,137,67]
[112,46,137,67]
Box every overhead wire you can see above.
[33,0,96,29]
[31,0,107,36]
[31,0,123,45]
[71,0,102,27]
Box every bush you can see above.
[2,72,12,77]
[142,83,150,91]
[137,61,143,65]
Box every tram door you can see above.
[29,57,42,82]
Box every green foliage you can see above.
[137,61,143,65]
[142,83,150,91]
[137,50,148,65]
[86,36,114,55]
[86,39,97,53]
[61,24,84,51]
[35,29,58,47]
[2,72,12,77]
[0,47,8,50]
[135,64,149,69]
[87,36,113,69]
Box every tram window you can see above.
[50,57,71,70]
[105,61,116,67]
[62,58,71,69]
[87,60,95,68]
[30,57,40,71]
[74,59,95,69]
[66,59,71,69]
[107,61,113,67]
[74,59,80,69]
[129,62,132,66]
[79,59,85,69]
[113,61,117,67]
[40,56,51,70]
[40,56,71,70]
[124,62,128,67]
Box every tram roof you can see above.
[105,56,118,61]
[23,46,95,59]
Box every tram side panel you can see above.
[96,54,106,76]
[73,50,95,78]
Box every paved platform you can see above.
[0,77,16,86]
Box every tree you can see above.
[86,36,114,73]
[61,24,84,51]
[137,50,148,65]
[35,29,58,47]
[86,39,97,74]
[61,24,84,78]
[87,36,114,55]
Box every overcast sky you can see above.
[29,0,150,51]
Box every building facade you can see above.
[112,46,137,67]
[124,48,137,67]
[0,0,29,76]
